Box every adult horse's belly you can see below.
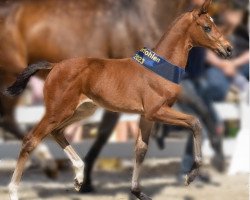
[23,18,109,63]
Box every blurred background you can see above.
[0,0,249,199]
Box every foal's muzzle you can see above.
[216,45,233,59]
[225,45,233,57]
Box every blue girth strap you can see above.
[133,47,185,84]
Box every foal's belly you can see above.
[86,94,144,114]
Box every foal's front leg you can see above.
[131,117,154,200]
[151,106,202,185]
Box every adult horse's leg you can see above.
[131,117,153,200]
[0,73,24,139]
[0,21,31,138]
[52,131,85,191]
[80,111,120,193]
[0,93,24,139]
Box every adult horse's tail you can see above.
[4,61,53,97]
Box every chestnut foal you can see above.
[6,0,232,199]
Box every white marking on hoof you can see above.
[63,145,85,189]
[8,184,19,200]
[72,161,84,192]
[74,160,84,185]
[74,177,83,192]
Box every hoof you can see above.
[78,182,95,193]
[131,190,152,200]
[74,178,83,192]
[184,171,198,186]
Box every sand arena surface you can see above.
[0,159,248,200]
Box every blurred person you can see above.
[178,0,249,183]
[191,0,207,7]
[161,47,225,184]
[204,1,249,103]
[114,115,139,142]
[64,122,83,143]
[28,77,44,105]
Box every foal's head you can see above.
[188,0,232,58]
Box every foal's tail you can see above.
[4,61,53,97]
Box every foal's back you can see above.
[44,57,180,115]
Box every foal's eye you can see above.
[203,25,211,33]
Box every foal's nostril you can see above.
[226,46,233,57]
[226,46,233,53]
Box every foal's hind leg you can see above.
[131,117,154,200]
[52,132,84,191]
[8,116,55,200]
[52,100,97,191]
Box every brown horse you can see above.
[5,0,232,199]
[0,0,188,190]
[0,0,189,139]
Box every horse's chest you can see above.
[149,77,181,105]
[167,85,181,105]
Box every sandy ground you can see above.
[0,159,248,200]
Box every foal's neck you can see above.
[154,13,193,69]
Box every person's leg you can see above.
[177,101,206,180]
[196,68,230,171]
[199,68,230,139]
[154,123,171,150]
[128,121,139,139]
[179,134,194,175]
[203,67,231,102]
[233,73,249,94]
[178,80,205,174]
[239,63,249,81]
[115,121,129,142]
[64,122,83,142]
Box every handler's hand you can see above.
[221,60,237,77]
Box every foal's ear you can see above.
[192,0,212,19]
[199,0,212,15]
